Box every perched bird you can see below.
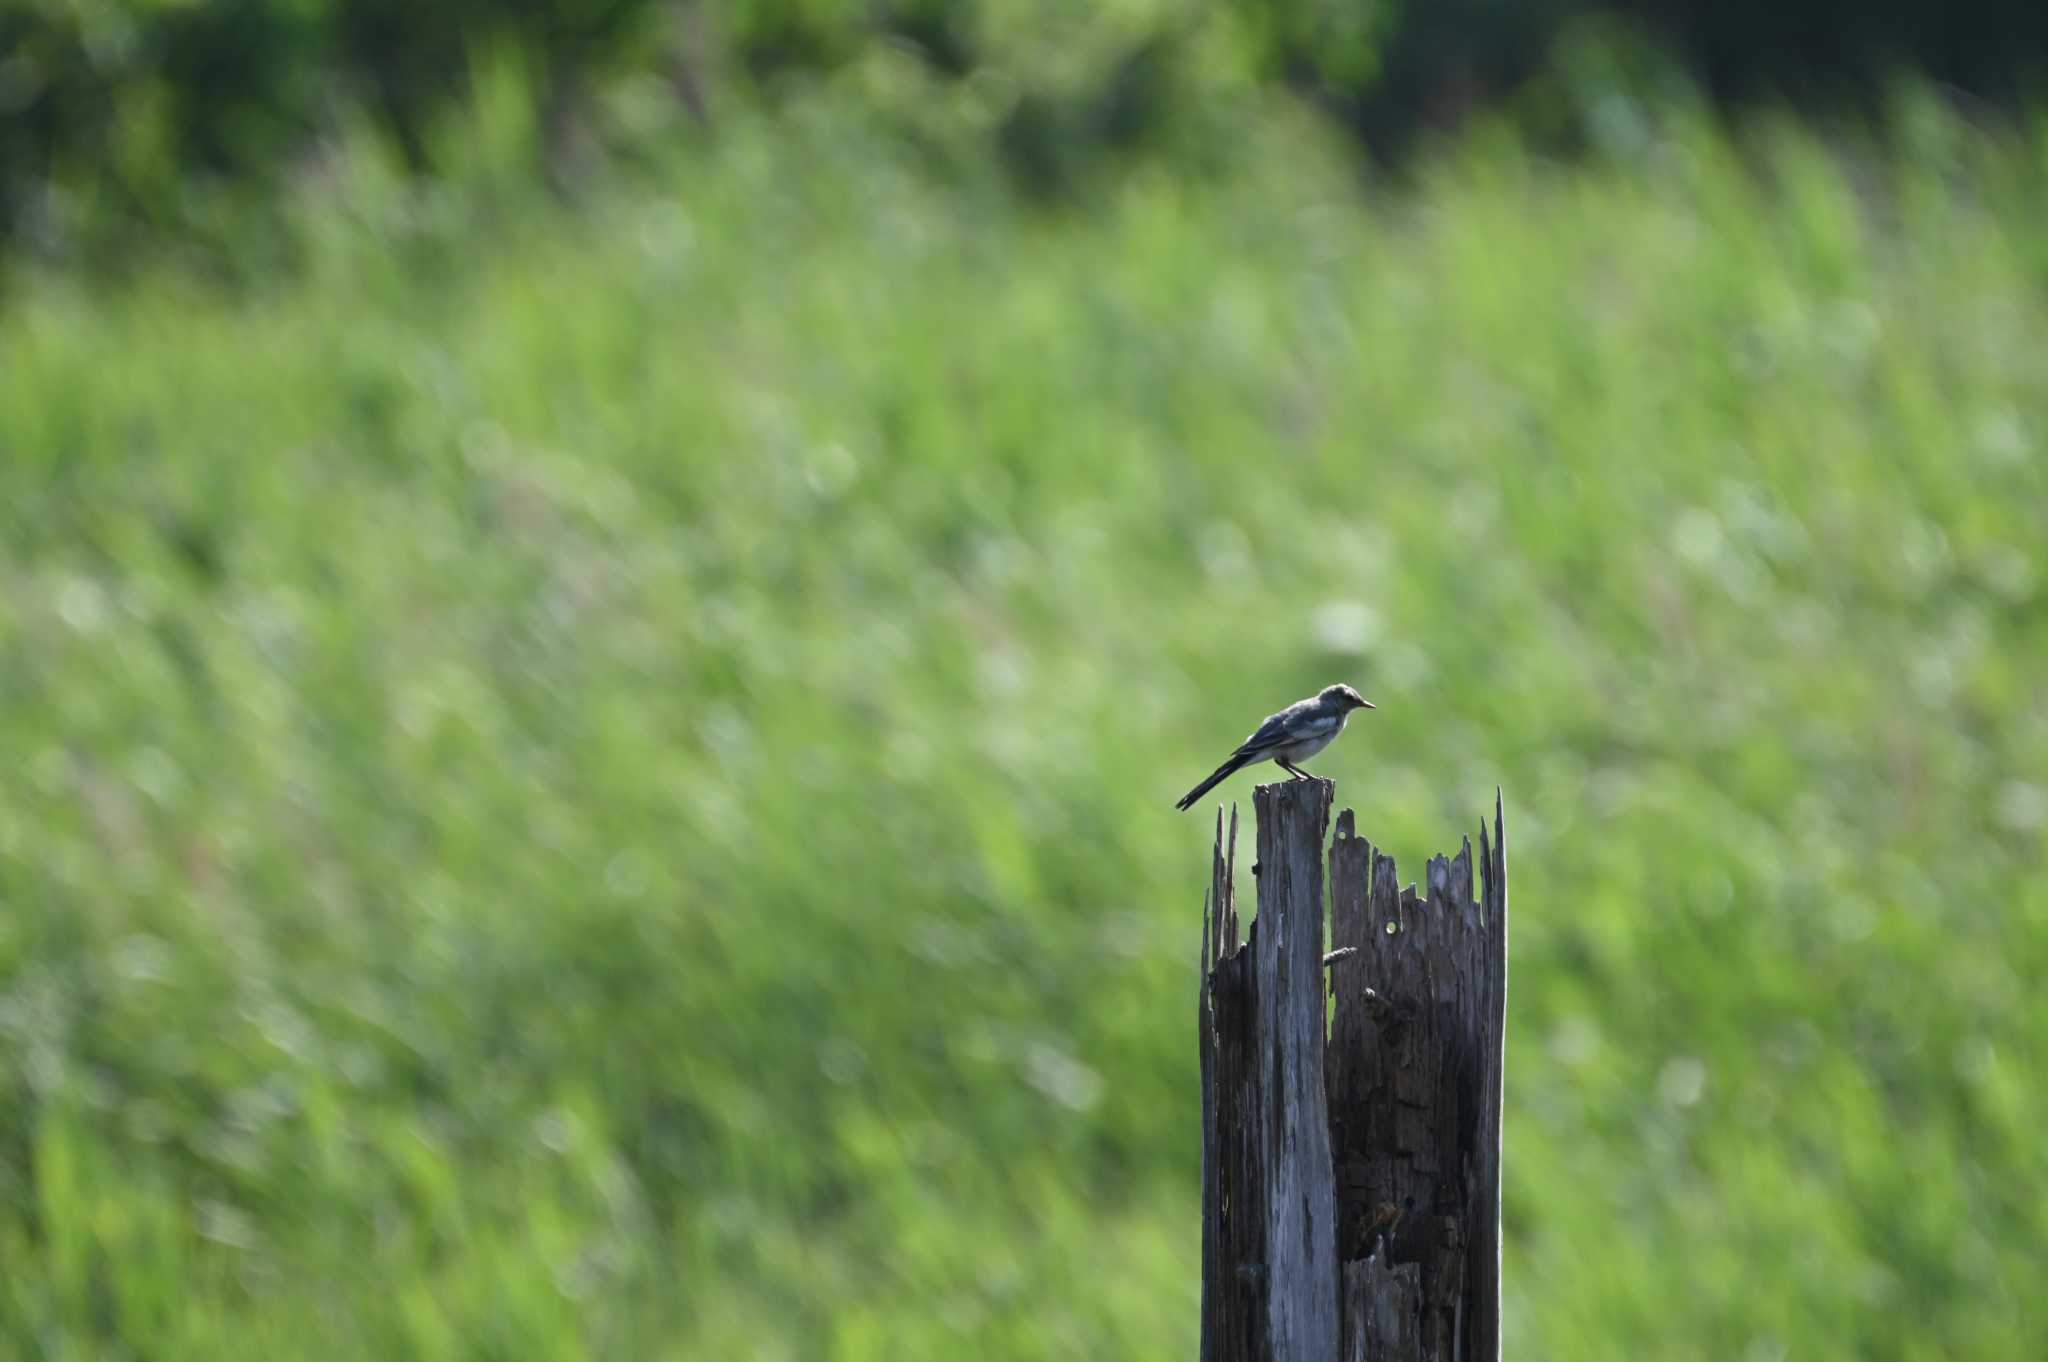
[1175,683,1375,811]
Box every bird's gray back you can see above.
[1238,695,1336,753]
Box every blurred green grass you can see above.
[2,93,2046,1359]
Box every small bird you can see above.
[1175,683,1375,811]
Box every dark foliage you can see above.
[2,0,2045,249]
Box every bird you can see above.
[1175,683,1375,812]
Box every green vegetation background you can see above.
[4,58,2047,1362]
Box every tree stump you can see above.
[1198,781,1507,1362]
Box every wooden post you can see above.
[1199,780,1507,1362]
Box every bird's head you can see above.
[1321,683,1376,712]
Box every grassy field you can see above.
[3,93,2045,1359]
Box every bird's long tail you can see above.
[1175,753,1252,812]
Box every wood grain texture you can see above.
[1202,802,1260,1362]
[1343,1253,1421,1362]
[1201,783,1507,1362]
[1198,779,1337,1360]
[1251,778,1339,1362]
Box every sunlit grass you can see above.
[2,94,2045,1359]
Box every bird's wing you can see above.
[1236,701,1335,755]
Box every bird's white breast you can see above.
[1272,711,1343,761]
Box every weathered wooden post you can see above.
[1198,779,1507,1362]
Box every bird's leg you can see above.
[1277,759,1314,781]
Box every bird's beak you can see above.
[1358,699,1376,710]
